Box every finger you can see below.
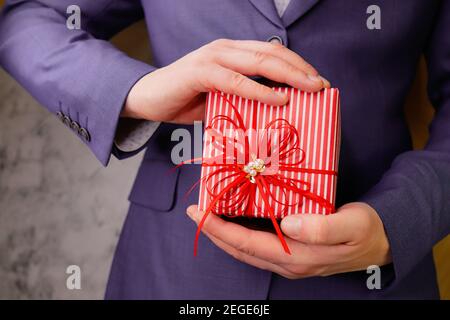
[208,228,362,278]
[204,230,298,278]
[224,40,319,76]
[186,206,356,268]
[203,65,289,105]
[224,40,331,88]
[186,205,293,264]
[280,209,365,245]
[214,47,325,92]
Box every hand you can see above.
[122,39,330,123]
[186,202,392,279]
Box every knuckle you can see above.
[289,264,311,277]
[313,218,329,244]
[303,61,317,74]
[200,39,226,57]
[192,47,212,64]
[236,234,256,257]
[285,63,299,77]
[285,257,326,277]
[281,273,298,280]
[230,73,247,90]
[210,38,230,48]
[294,264,324,277]
[243,247,256,257]
[253,50,269,65]
[193,63,213,89]
[238,243,256,257]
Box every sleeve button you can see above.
[79,127,91,142]
[63,115,72,127]
[70,120,81,132]
[56,111,64,121]
[267,35,284,46]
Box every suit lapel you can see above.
[248,0,284,28]
[281,0,321,28]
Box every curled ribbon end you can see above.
[283,244,292,255]
[193,226,202,257]
[193,209,211,257]
[193,246,198,257]
[277,231,291,255]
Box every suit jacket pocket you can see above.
[128,159,180,212]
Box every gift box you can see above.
[195,87,341,254]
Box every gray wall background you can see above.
[0,67,143,299]
[0,21,150,299]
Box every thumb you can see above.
[280,215,302,240]
[281,213,347,245]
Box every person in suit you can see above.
[0,0,449,299]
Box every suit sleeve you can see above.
[361,1,450,283]
[0,0,156,165]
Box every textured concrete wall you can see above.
[0,67,143,299]
[0,20,150,299]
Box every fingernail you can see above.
[282,216,302,235]
[307,74,331,88]
[320,76,331,88]
[186,207,195,220]
[275,91,288,99]
[307,74,322,83]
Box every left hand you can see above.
[186,202,392,279]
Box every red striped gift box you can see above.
[198,87,341,220]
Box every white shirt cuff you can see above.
[114,118,160,152]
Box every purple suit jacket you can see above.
[1,0,449,299]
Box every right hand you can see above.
[122,39,330,124]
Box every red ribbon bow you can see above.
[180,92,337,256]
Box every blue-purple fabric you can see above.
[1,0,449,299]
